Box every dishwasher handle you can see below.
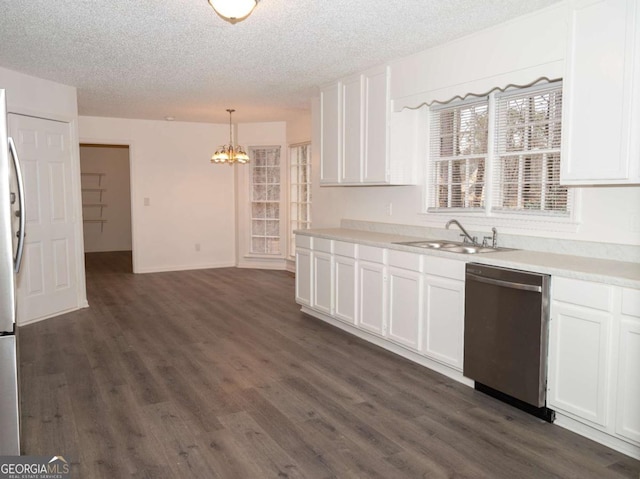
[466,272,542,293]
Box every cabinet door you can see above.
[616,288,640,444]
[363,67,389,183]
[561,0,639,184]
[334,254,357,325]
[320,82,341,184]
[422,276,464,370]
[388,266,422,350]
[341,75,363,183]
[547,301,612,427]
[358,260,386,336]
[295,248,312,306]
[312,251,334,315]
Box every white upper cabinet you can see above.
[320,82,341,184]
[561,0,640,184]
[341,75,364,184]
[363,67,388,183]
[319,66,418,186]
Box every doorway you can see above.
[79,144,133,273]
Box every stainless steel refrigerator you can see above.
[0,89,26,455]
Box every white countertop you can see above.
[297,228,640,289]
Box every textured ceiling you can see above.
[0,0,562,123]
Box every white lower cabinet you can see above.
[616,288,640,445]
[548,301,612,427]
[296,235,640,458]
[423,275,464,370]
[294,235,312,307]
[312,250,334,315]
[297,237,465,373]
[387,262,422,351]
[549,277,640,454]
[358,259,387,336]
[334,243,358,325]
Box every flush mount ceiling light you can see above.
[208,0,259,23]
[211,109,250,166]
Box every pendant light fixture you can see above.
[208,0,259,23]
[211,109,250,165]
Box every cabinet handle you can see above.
[466,272,542,293]
[8,137,26,274]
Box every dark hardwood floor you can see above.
[18,251,640,478]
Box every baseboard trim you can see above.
[136,261,237,274]
[18,305,83,326]
[299,305,471,387]
[553,412,640,460]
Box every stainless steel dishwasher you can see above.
[464,263,554,421]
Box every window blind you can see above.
[428,100,488,211]
[493,84,570,215]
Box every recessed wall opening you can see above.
[79,143,133,273]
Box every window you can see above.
[250,146,281,255]
[289,143,311,257]
[429,99,488,211]
[494,84,568,215]
[427,82,571,218]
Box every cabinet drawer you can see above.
[553,277,613,311]
[621,288,640,318]
[423,256,465,281]
[334,241,357,258]
[388,250,422,271]
[359,245,385,263]
[313,237,333,254]
[295,235,312,249]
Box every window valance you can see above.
[391,60,564,111]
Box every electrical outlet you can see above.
[144,197,150,206]
[195,243,201,252]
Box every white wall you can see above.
[236,121,288,267]
[286,110,312,146]
[0,66,88,310]
[79,116,237,273]
[0,66,78,120]
[310,4,640,247]
[80,145,132,252]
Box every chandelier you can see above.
[211,109,250,165]
[208,0,259,23]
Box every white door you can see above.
[9,114,80,323]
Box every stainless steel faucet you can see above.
[445,219,477,245]
[483,227,498,248]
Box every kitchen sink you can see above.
[393,240,514,254]
[398,240,463,249]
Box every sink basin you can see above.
[393,240,515,254]
[441,245,502,254]
[394,240,463,249]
